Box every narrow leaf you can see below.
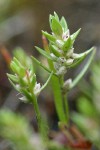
[69,47,95,68]
[31,56,55,75]
[8,79,20,92]
[51,18,63,36]
[49,44,61,57]
[40,72,53,92]
[7,73,18,83]
[71,28,81,42]
[70,48,96,89]
[60,17,68,32]
[21,89,33,103]
[54,12,59,21]
[63,37,72,52]
[35,46,53,60]
[49,14,53,29]
[42,31,56,42]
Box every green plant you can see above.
[1,12,96,149]
[72,60,100,149]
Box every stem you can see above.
[31,94,49,143]
[42,36,68,124]
[51,75,67,123]
[32,94,42,129]
[59,76,69,123]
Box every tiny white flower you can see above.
[62,29,70,41]
[66,58,74,65]
[56,66,67,75]
[34,83,41,96]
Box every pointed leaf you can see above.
[35,46,53,60]
[49,14,53,29]
[8,79,20,92]
[49,44,61,57]
[31,56,57,76]
[30,74,36,88]
[69,47,95,68]
[60,17,68,32]
[40,72,53,92]
[73,47,94,59]
[51,18,63,36]
[71,28,81,42]
[70,48,96,89]
[7,73,18,83]
[21,89,33,103]
[62,37,72,52]
[42,31,56,42]
[54,12,59,21]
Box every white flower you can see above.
[34,83,41,96]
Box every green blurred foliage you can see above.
[72,60,100,149]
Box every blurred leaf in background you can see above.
[72,60,100,149]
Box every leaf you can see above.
[31,56,55,74]
[7,73,18,83]
[51,17,63,37]
[49,14,53,29]
[40,72,53,92]
[8,79,20,92]
[21,89,33,103]
[54,12,59,21]
[42,31,56,42]
[71,28,81,42]
[10,61,19,74]
[62,37,72,52]
[35,46,53,60]
[70,48,96,89]
[69,47,95,68]
[30,74,36,89]
[49,44,61,57]
[60,16,68,32]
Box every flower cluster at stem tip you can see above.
[38,12,94,76]
[7,57,41,102]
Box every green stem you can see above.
[32,94,42,128]
[59,76,69,123]
[51,75,67,123]
[42,36,68,124]
[47,60,67,123]
[31,95,49,145]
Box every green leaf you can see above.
[60,17,68,32]
[21,89,33,103]
[31,56,52,73]
[30,74,36,89]
[54,12,59,21]
[71,28,81,42]
[70,48,96,89]
[7,73,18,83]
[35,46,53,60]
[42,31,56,42]
[51,17,63,37]
[10,61,19,74]
[40,72,53,92]
[8,79,20,92]
[49,44,61,57]
[49,14,53,29]
[69,47,95,68]
[62,37,72,52]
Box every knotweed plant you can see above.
[6,12,96,149]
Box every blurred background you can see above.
[0,0,100,144]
